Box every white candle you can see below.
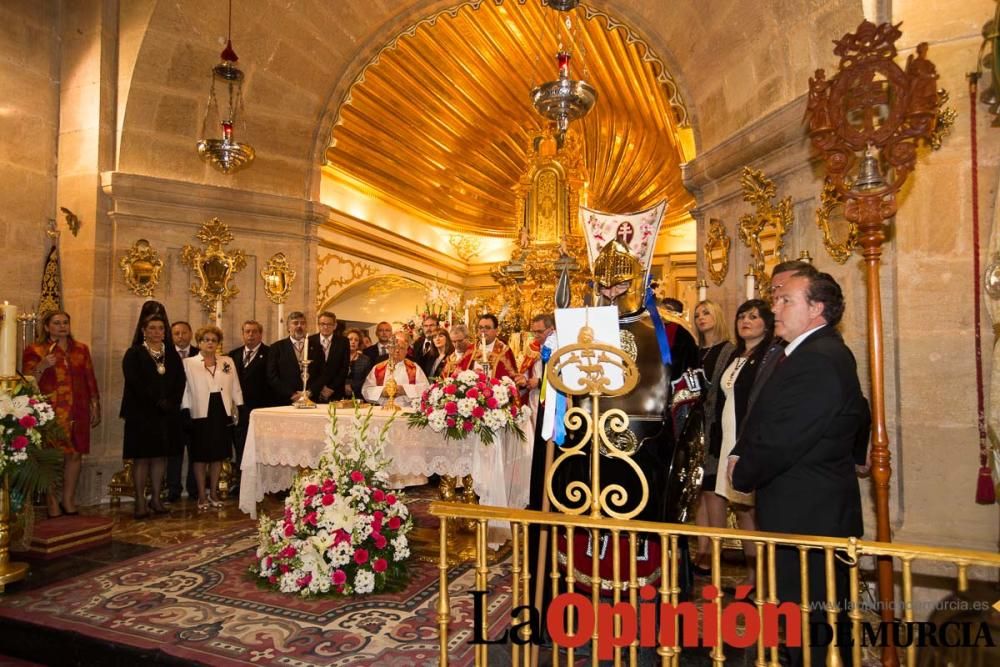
[277,303,285,338]
[215,297,223,329]
[697,281,707,302]
[481,333,488,364]
[465,307,470,326]
[0,302,16,377]
[745,270,756,301]
[447,309,453,327]
[300,336,308,363]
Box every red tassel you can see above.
[976,456,995,505]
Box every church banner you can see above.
[580,201,667,286]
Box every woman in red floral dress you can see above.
[22,310,101,517]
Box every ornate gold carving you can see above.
[38,246,61,316]
[815,180,858,264]
[930,89,956,150]
[737,167,793,296]
[448,235,481,263]
[703,218,731,286]
[618,330,637,361]
[315,252,380,309]
[180,218,247,313]
[260,253,296,305]
[544,325,645,521]
[119,239,163,298]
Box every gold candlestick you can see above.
[384,355,400,412]
[293,340,315,409]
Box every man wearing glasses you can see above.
[455,313,517,380]
[514,313,554,413]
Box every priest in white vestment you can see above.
[361,332,429,407]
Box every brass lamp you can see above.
[530,51,597,144]
[196,0,255,174]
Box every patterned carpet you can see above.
[0,507,513,666]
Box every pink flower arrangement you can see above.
[1,383,56,475]
[408,369,529,446]
[253,406,412,597]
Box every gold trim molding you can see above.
[316,252,380,309]
[815,179,857,264]
[703,218,730,286]
[119,239,163,298]
[180,218,247,312]
[738,167,792,296]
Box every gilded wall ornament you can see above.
[737,167,793,296]
[119,239,164,297]
[703,218,731,285]
[929,89,956,150]
[815,180,858,264]
[260,253,296,305]
[448,235,481,263]
[315,252,380,309]
[180,218,247,312]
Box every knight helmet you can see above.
[593,239,643,316]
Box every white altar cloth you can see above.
[239,406,533,521]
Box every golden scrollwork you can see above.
[738,167,793,296]
[180,218,247,312]
[119,239,164,298]
[260,253,296,305]
[930,88,956,151]
[448,235,481,263]
[704,218,731,286]
[815,179,858,264]
[544,325,646,521]
[315,252,380,309]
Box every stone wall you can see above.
[686,1,999,561]
[0,0,60,307]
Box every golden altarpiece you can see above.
[488,130,590,329]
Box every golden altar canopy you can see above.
[322,0,696,237]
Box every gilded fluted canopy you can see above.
[324,0,695,237]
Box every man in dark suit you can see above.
[228,320,273,475]
[311,311,350,402]
[167,321,199,501]
[411,314,440,377]
[267,311,325,404]
[363,321,394,365]
[730,270,870,666]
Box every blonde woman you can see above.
[182,325,243,510]
[691,299,735,573]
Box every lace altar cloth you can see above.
[239,406,533,520]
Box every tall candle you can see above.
[215,297,223,329]
[300,336,308,363]
[481,333,488,364]
[0,302,16,377]
[447,309,453,327]
[745,270,756,301]
[697,281,707,302]
[277,303,285,338]
[465,307,470,326]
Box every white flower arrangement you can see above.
[252,405,413,597]
[0,384,56,476]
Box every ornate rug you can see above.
[0,521,512,666]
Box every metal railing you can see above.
[431,501,1000,667]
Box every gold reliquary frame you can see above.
[737,167,793,296]
[815,179,858,264]
[260,252,296,304]
[703,218,731,286]
[119,239,163,298]
[180,218,247,312]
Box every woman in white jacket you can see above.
[182,325,243,509]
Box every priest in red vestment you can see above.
[453,314,517,381]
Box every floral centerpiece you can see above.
[252,406,413,597]
[1,382,57,477]
[408,370,529,446]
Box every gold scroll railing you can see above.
[431,502,1000,667]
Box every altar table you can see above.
[239,406,533,520]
